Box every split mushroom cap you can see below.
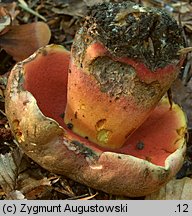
[64,1,185,149]
[5,45,187,197]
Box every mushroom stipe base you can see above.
[5,45,187,197]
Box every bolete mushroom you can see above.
[5,2,187,197]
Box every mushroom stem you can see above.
[64,2,185,149]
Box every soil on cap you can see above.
[74,1,184,71]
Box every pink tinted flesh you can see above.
[24,49,70,126]
[118,105,182,166]
[23,50,183,166]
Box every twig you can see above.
[0,109,6,116]
[177,47,192,56]
[167,88,173,110]
[182,60,191,85]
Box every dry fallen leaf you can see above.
[0,6,11,34]
[0,152,55,200]
[173,2,192,14]
[17,172,52,200]
[0,148,23,195]
[0,2,19,21]
[51,0,110,17]
[172,79,192,128]
[0,3,51,61]
[145,177,192,200]
[0,2,19,35]
[0,73,8,102]
[7,190,25,200]
[79,192,98,200]
[0,22,51,61]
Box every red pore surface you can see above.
[119,104,183,166]
[23,47,185,167]
[24,47,70,126]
